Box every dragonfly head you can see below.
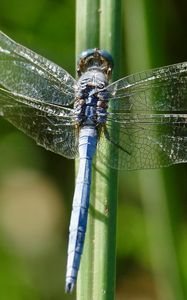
[77,48,114,78]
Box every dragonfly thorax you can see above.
[75,69,109,126]
[78,68,108,88]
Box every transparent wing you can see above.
[0,31,76,106]
[107,62,187,111]
[97,113,187,170]
[0,87,78,158]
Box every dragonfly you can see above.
[0,31,187,293]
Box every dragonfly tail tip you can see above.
[65,281,75,293]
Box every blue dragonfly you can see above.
[0,31,187,292]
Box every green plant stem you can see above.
[100,0,121,79]
[76,0,121,299]
[76,0,99,54]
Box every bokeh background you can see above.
[0,0,187,299]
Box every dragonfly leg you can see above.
[103,125,131,155]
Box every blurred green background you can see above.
[0,0,187,299]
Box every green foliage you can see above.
[0,0,187,299]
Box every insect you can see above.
[0,31,187,292]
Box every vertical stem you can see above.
[76,0,99,54]
[76,0,121,299]
[92,1,121,299]
[100,0,121,79]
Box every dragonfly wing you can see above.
[97,113,187,170]
[107,62,187,111]
[0,87,78,158]
[0,31,76,106]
